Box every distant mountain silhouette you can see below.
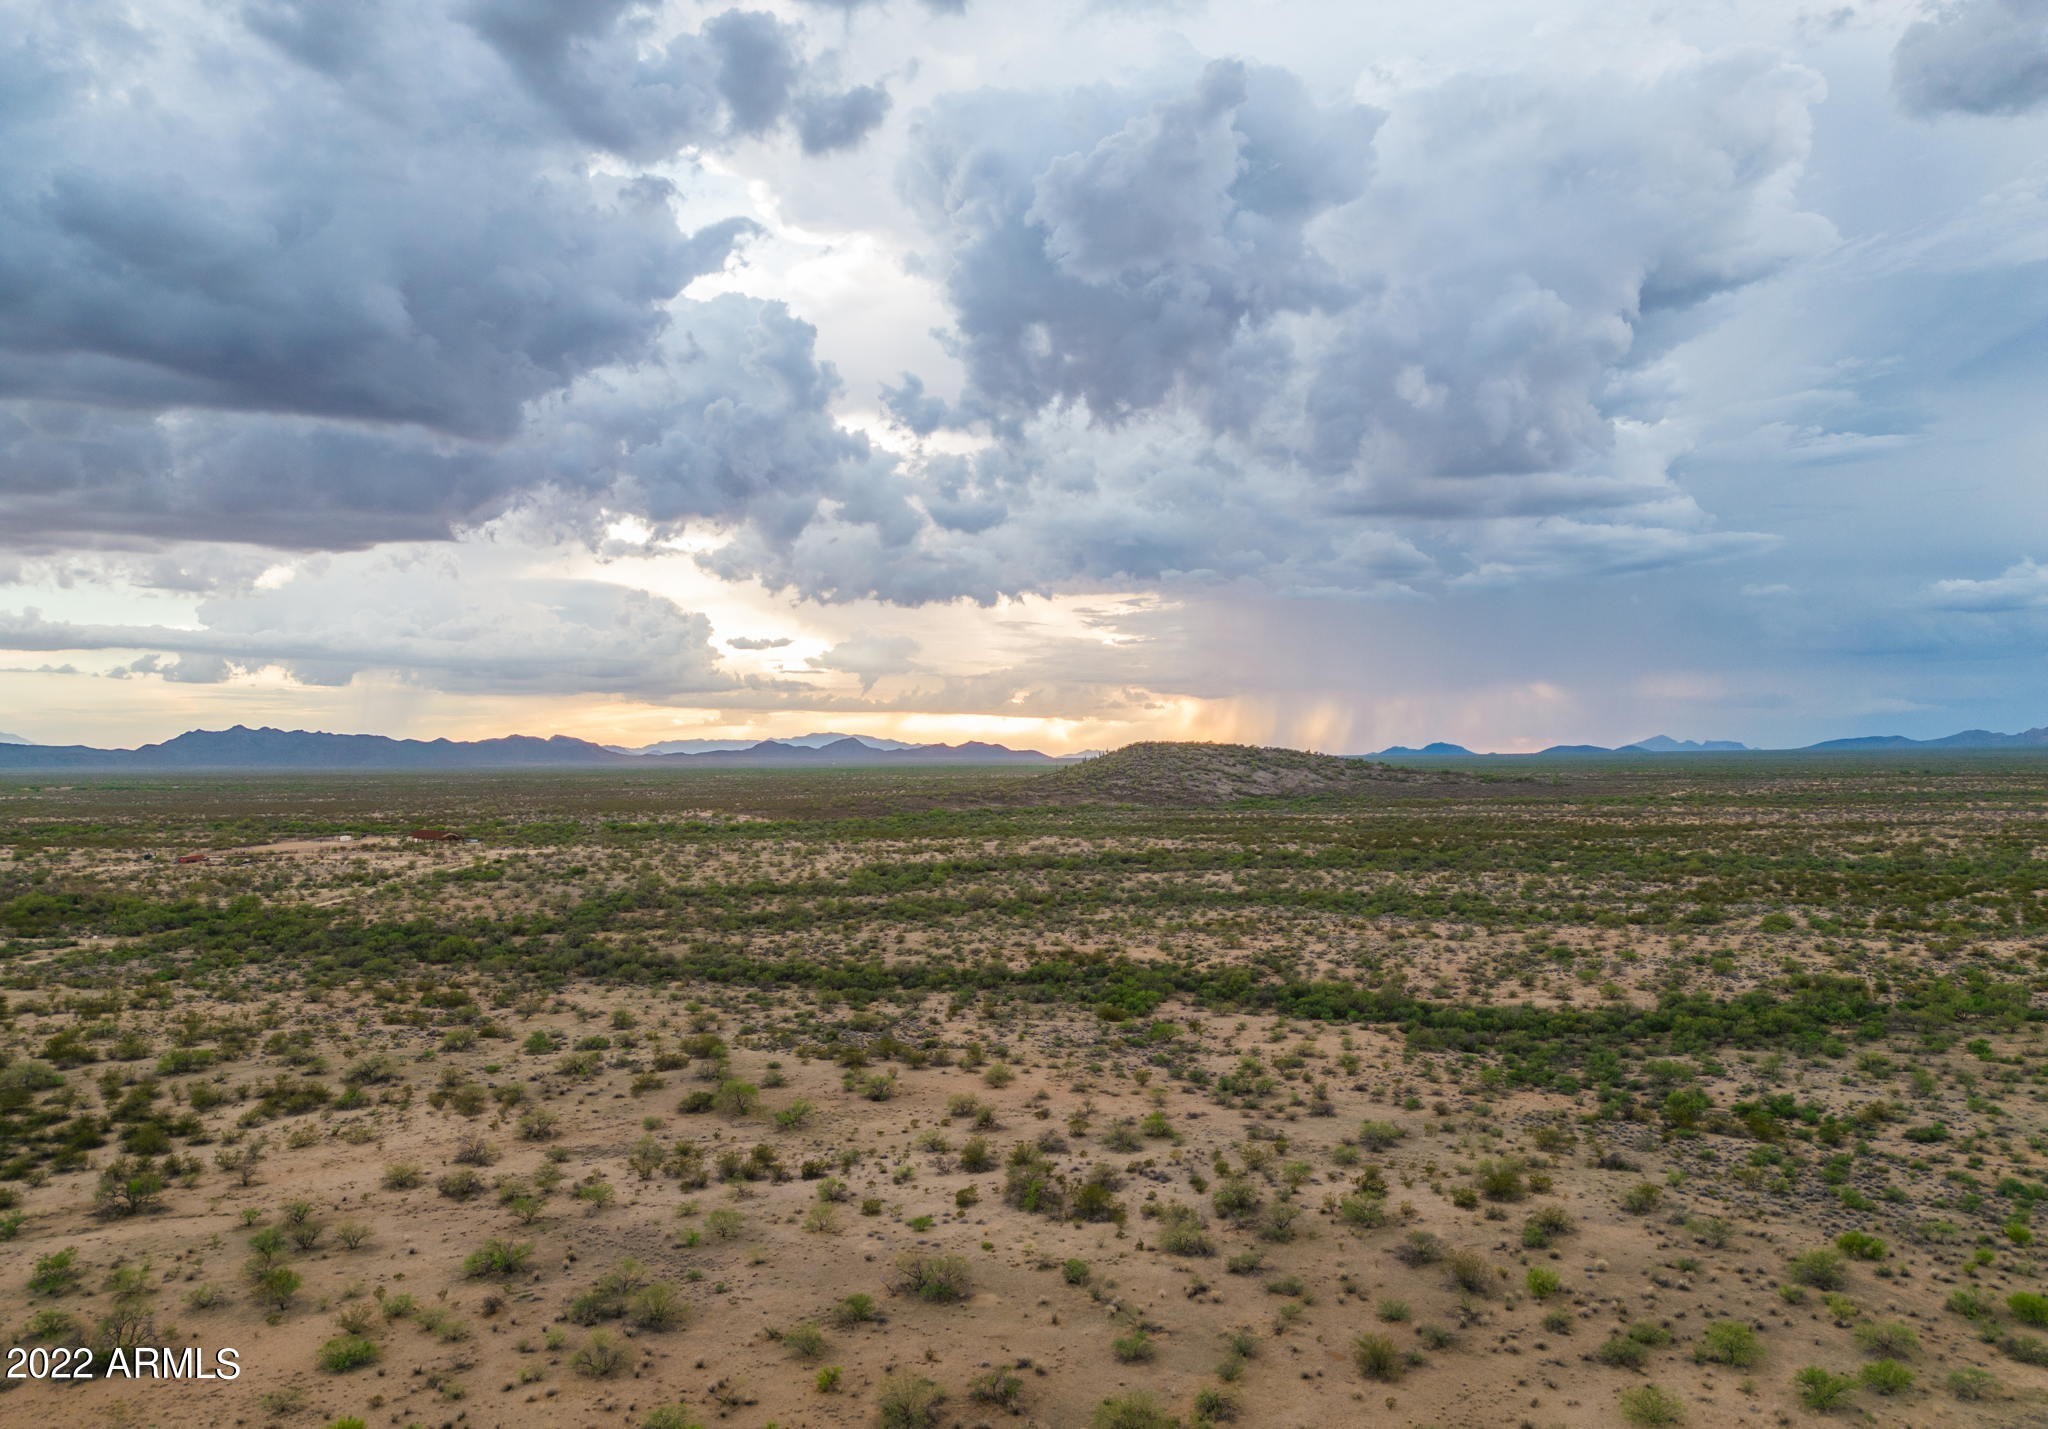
[0,731,29,745]
[1368,726,2045,756]
[1802,726,2048,751]
[642,736,1064,767]
[1623,735,1750,752]
[0,726,1079,771]
[611,732,919,755]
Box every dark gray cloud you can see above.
[466,1,886,156]
[797,84,894,154]
[841,51,1822,606]
[903,60,1377,432]
[0,293,893,552]
[0,560,735,698]
[0,1,893,552]
[1894,0,2048,117]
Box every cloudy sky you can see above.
[2,0,2044,754]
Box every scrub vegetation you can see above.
[2,748,2047,1425]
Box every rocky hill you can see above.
[1015,741,1448,805]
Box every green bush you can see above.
[1694,1320,1763,1368]
[462,1238,534,1277]
[571,1330,631,1379]
[1946,1367,1996,1401]
[1834,1231,1886,1261]
[1852,1321,1918,1359]
[1617,1384,1685,1427]
[782,1322,827,1360]
[1788,1249,1848,1290]
[1794,1366,1857,1411]
[891,1253,972,1303]
[1091,1391,1176,1429]
[1859,1359,1913,1395]
[316,1335,380,1373]
[829,1293,879,1327]
[1352,1332,1403,1381]
[1525,1267,1562,1299]
[877,1373,945,1429]
[1599,1333,1652,1369]
[2008,1292,2048,1326]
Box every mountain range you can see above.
[605,732,920,755]
[1365,728,2048,756]
[2,723,2044,773]
[0,726,1081,771]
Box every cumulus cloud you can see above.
[0,545,736,698]
[1894,0,2048,117]
[0,0,893,552]
[806,50,1821,606]
[807,633,922,690]
[904,60,1377,432]
[1927,556,2048,610]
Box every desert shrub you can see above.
[1617,1384,1686,1427]
[1444,1246,1496,1295]
[1834,1230,1886,1261]
[1694,1320,1763,1367]
[782,1322,827,1360]
[1090,1391,1175,1429]
[808,1291,870,1328]
[1860,1357,1914,1396]
[1622,1183,1663,1214]
[252,1266,302,1311]
[1794,1366,1857,1411]
[968,1365,1024,1409]
[1947,1367,1996,1401]
[642,1408,704,1429]
[629,1282,691,1331]
[2008,1292,2048,1326]
[1157,1202,1214,1257]
[891,1253,972,1303]
[1358,1120,1404,1151]
[1475,1156,1527,1201]
[2005,1334,2048,1366]
[436,1168,485,1201]
[571,1330,631,1379]
[1853,1321,1919,1359]
[877,1373,944,1428]
[1111,1328,1154,1362]
[316,1335,379,1373]
[1788,1249,1848,1290]
[1339,1191,1388,1229]
[1063,1258,1091,1285]
[1948,1287,1996,1320]
[1599,1334,1652,1369]
[1525,1267,1562,1299]
[28,1248,80,1297]
[1523,1204,1575,1248]
[462,1239,534,1278]
[1393,1231,1444,1266]
[1352,1332,1403,1381]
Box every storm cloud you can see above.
[1894,0,2048,117]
